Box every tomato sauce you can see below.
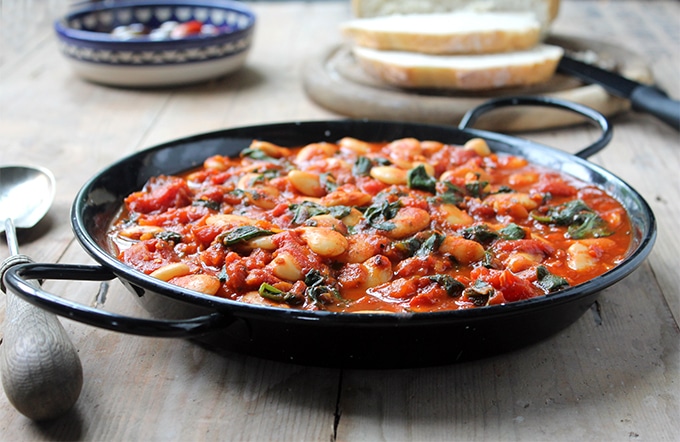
[108,137,633,313]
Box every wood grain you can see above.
[1,1,678,440]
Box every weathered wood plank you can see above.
[1,1,678,441]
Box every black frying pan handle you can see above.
[3,263,232,338]
[458,96,613,159]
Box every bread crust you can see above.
[353,45,564,90]
[341,13,541,54]
[350,0,561,33]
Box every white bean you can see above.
[421,140,445,155]
[485,192,538,212]
[341,208,363,228]
[203,155,229,171]
[171,274,221,295]
[299,227,349,257]
[370,166,407,185]
[439,236,485,265]
[288,170,325,197]
[363,255,393,288]
[118,225,164,240]
[336,234,389,264]
[268,251,303,281]
[247,140,289,158]
[566,239,616,271]
[505,252,543,272]
[508,171,539,186]
[245,187,280,210]
[244,235,277,251]
[387,138,422,160]
[567,242,597,271]
[206,214,257,228]
[321,189,372,207]
[436,203,474,226]
[240,291,291,308]
[384,207,431,239]
[464,138,491,156]
[323,157,350,171]
[338,137,371,155]
[236,172,261,190]
[307,215,348,234]
[295,142,338,163]
[150,263,191,281]
[441,166,491,184]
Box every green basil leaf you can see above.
[536,265,570,293]
[241,147,277,162]
[304,270,342,305]
[429,181,465,206]
[465,180,489,198]
[217,267,228,283]
[567,212,611,239]
[429,274,465,298]
[493,186,514,194]
[320,172,337,192]
[499,223,526,240]
[392,236,423,258]
[222,225,273,246]
[192,199,221,211]
[531,199,612,239]
[463,279,495,306]
[289,201,352,225]
[328,205,353,219]
[415,232,445,257]
[461,224,498,244]
[407,164,436,194]
[258,283,303,305]
[363,198,402,231]
[304,269,326,288]
[155,231,182,243]
[249,169,280,184]
[353,156,373,176]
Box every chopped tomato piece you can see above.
[535,174,577,196]
[118,238,180,274]
[125,176,192,214]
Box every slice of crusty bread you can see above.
[350,0,560,36]
[341,12,541,55]
[352,44,564,90]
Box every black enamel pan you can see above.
[3,97,656,368]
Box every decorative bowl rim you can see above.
[54,0,256,48]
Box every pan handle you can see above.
[2,262,232,338]
[458,96,613,159]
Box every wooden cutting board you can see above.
[303,35,654,132]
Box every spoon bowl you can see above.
[0,165,55,233]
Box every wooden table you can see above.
[1,1,678,440]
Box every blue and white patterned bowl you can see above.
[54,0,256,87]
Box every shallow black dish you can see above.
[3,97,656,368]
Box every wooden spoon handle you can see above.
[1,254,83,421]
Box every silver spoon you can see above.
[0,165,83,420]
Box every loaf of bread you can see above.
[352,44,564,90]
[341,12,541,55]
[350,0,560,36]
